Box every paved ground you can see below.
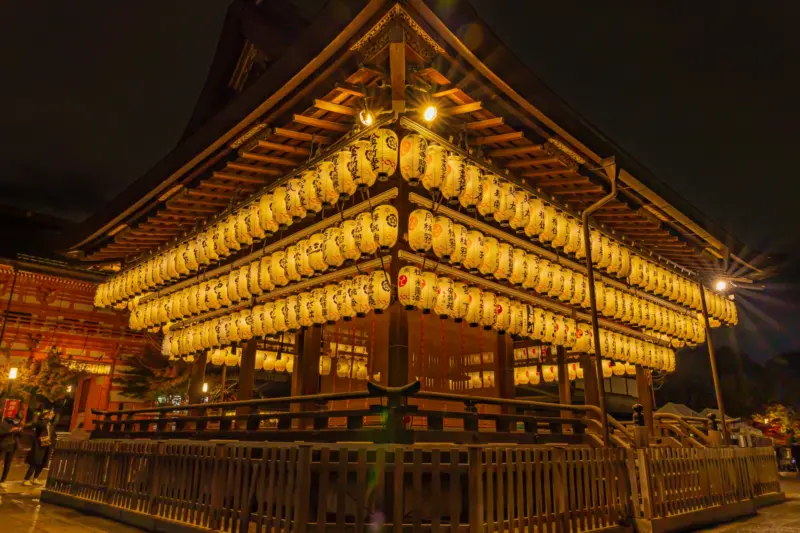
[0,469,797,532]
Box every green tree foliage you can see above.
[114,350,190,405]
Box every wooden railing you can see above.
[46,440,781,533]
[628,447,780,520]
[89,382,633,447]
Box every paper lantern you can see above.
[509,248,528,286]
[508,190,530,233]
[331,148,356,200]
[247,261,263,297]
[479,237,499,278]
[469,373,482,389]
[459,163,482,211]
[285,178,307,222]
[422,143,447,192]
[317,228,343,269]
[432,215,455,260]
[262,351,277,371]
[258,256,275,292]
[507,301,525,337]
[482,371,495,388]
[310,288,326,325]
[493,296,511,333]
[208,318,221,347]
[573,322,593,352]
[446,223,468,266]
[335,220,358,264]
[319,355,332,375]
[228,312,242,343]
[539,205,557,244]
[285,295,301,331]
[237,309,253,340]
[535,259,553,294]
[408,209,434,253]
[368,128,398,181]
[515,367,529,385]
[463,230,485,273]
[452,282,470,323]
[528,307,544,340]
[399,133,427,186]
[336,357,352,378]
[352,212,378,257]
[255,194,278,237]
[612,362,625,377]
[261,303,276,335]
[352,275,371,317]
[477,174,500,218]
[270,186,292,229]
[522,254,540,290]
[373,204,399,252]
[369,270,392,313]
[527,366,541,385]
[308,233,328,272]
[553,314,568,346]
[625,363,637,376]
[209,349,224,366]
[552,211,569,248]
[268,252,288,287]
[419,271,438,313]
[465,287,483,326]
[433,276,455,318]
[479,291,497,329]
[224,216,241,253]
[302,169,323,215]
[548,263,564,299]
[398,266,423,310]
[542,365,558,383]
[494,182,516,226]
[274,352,289,373]
[524,197,545,239]
[316,161,339,207]
[214,276,232,307]
[441,153,466,203]
[338,279,356,321]
[272,299,287,332]
[559,268,574,302]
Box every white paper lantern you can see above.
[463,230,485,273]
[270,252,289,287]
[351,139,377,190]
[432,215,455,260]
[422,143,447,192]
[324,284,342,323]
[477,174,500,218]
[441,153,466,203]
[373,204,398,252]
[408,209,434,253]
[494,182,516,226]
[450,224,468,266]
[367,128,398,181]
[302,169,323,215]
[459,163,481,211]
[494,296,511,333]
[322,227,345,268]
[399,133,427,186]
[369,270,392,313]
[419,271,438,313]
[479,291,497,329]
[478,237,499,278]
[542,365,558,383]
[352,275,371,317]
[308,232,328,272]
[452,282,470,323]
[465,287,483,326]
[398,266,423,310]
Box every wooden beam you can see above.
[441,101,482,115]
[532,177,591,187]
[465,117,503,130]
[169,197,227,209]
[256,140,311,156]
[432,87,460,98]
[471,131,524,145]
[239,152,298,166]
[273,127,331,144]
[489,144,545,157]
[165,206,218,215]
[202,182,242,191]
[551,187,604,195]
[505,156,562,168]
[188,189,235,200]
[334,84,366,98]
[521,168,576,178]
[212,171,269,185]
[313,98,357,116]
[225,162,282,176]
[293,114,351,132]
[389,26,406,112]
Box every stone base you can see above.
[41,491,202,533]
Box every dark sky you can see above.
[1,1,799,357]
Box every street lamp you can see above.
[6,367,17,398]
[715,280,728,292]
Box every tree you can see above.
[114,349,190,405]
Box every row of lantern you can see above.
[398,230,705,346]
[161,271,392,358]
[96,128,400,309]
[514,360,639,386]
[318,356,370,380]
[200,347,296,374]
[398,135,730,321]
[129,205,398,331]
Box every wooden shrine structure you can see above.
[43,1,783,532]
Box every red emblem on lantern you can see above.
[399,275,407,287]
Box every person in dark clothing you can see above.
[22,410,55,486]
[0,414,23,489]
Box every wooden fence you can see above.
[628,447,781,520]
[46,440,781,533]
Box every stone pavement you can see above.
[0,462,45,497]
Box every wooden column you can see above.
[187,350,208,405]
[495,334,515,411]
[235,339,258,426]
[556,347,572,431]
[636,366,655,437]
[293,327,322,397]
[388,176,411,388]
[580,353,599,409]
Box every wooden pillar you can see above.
[495,334,515,412]
[388,177,411,388]
[556,347,572,430]
[187,350,208,405]
[580,353,599,408]
[636,366,655,437]
[235,339,258,426]
[293,327,322,397]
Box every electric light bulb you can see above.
[423,105,437,122]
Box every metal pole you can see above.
[699,284,729,444]
[580,157,617,447]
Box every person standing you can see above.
[22,410,55,487]
[0,414,22,489]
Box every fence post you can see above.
[293,444,313,533]
[468,446,484,533]
[552,447,570,533]
[147,441,166,515]
[104,440,120,504]
[635,449,653,519]
[208,443,230,531]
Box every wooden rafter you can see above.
[489,145,546,158]
[293,114,351,132]
[313,99,356,116]
[225,162,282,176]
[239,152,298,166]
[466,117,503,130]
[273,127,331,144]
[212,172,268,185]
[521,168,577,178]
[256,140,311,156]
[441,101,482,115]
[471,131,524,145]
[505,157,563,169]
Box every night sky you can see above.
[1,1,798,357]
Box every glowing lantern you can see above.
[553,314,568,346]
[316,161,339,207]
[271,186,292,229]
[507,301,525,337]
[331,148,356,200]
[215,276,232,307]
[318,228,343,269]
[285,178,307,222]
[339,280,356,321]
[433,276,455,318]
[419,271,438,313]
[559,268,574,302]
[441,153,466,203]
[268,252,287,287]
[522,254,540,290]
[398,266,423,310]
[319,355,332,375]
[493,183,515,226]
[257,256,274,293]
[256,194,278,237]
[625,363,636,376]
[372,204,398,252]
[209,318,221,347]
[355,212,378,257]
[224,216,241,253]
[509,190,530,233]
[573,322,593,353]
[479,237,499,278]
[493,296,511,333]
[515,367,529,385]
[542,365,558,383]
[463,230,485,273]
[234,209,254,247]
[422,143,447,192]
[369,270,392,313]
[469,373,482,389]
[335,220,358,264]
[432,215,455,260]
[325,285,343,324]
[479,291,497,330]
[601,285,616,318]
[524,197,545,239]
[459,163,482,211]
[310,288,326,325]
[272,300,287,333]
[210,349,225,366]
[535,259,553,294]
[447,223,468,266]
[601,359,613,378]
[612,362,625,377]
[477,174,500,218]
[336,357,352,378]
[238,309,253,340]
[308,233,328,272]
[408,209,434,253]
[399,134,427,186]
[452,282,470,323]
[263,351,277,371]
[548,263,564,299]
[302,169,323,215]
[247,261,262,297]
[285,295,301,331]
[528,366,541,385]
[509,248,528,286]
[465,287,483,326]
[597,237,612,269]
[351,275,371,317]
[369,128,399,180]
[538,205,556,244]
[274,353,289,373]
[482,371,495,388]
[552,212,569,248]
